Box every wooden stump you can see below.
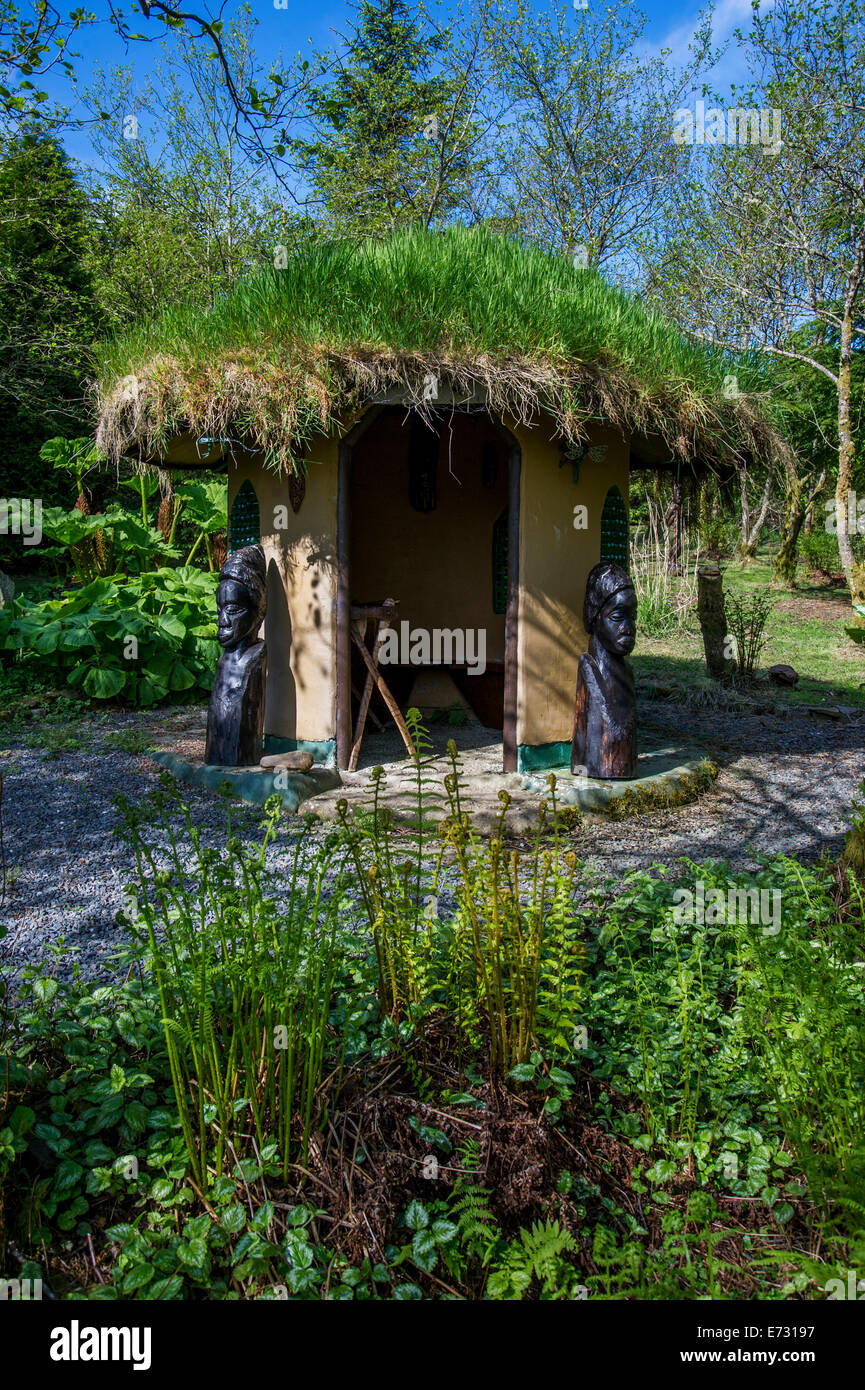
[697,565,734,682]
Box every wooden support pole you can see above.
[348,614,393,771]
[336,443,351,768]
[503,444,521,772]
[350,628,416,765]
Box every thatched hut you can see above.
[94,228,783,772]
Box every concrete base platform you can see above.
[148,723,714,831]
[149,751,341,814]
[305,735,715,833]
[518,745,713,811]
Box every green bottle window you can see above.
[228,479,260,552]
[600,485,628,569]
[492,507,509,614]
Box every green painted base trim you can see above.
[150,751,341,814]
[263,735,337,769]
[518,741,571,773]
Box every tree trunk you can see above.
[837,303,862,600]
[697,565,734,681]
[803,496,816,535]
[738,464,772,561]
[665,477,682,575]
[775,509,804,588]
[775,465,825,587]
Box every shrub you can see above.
[38,504,178,582]
[799,531,842,577]
[723,589,773,680]
[700,516,738,559]
[0,567,218,705]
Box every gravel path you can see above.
[1,700,863,986]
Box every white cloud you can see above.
[658,0,756,69]
[643,0,777,98]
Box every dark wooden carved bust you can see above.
[571,561,637,780]
[204,544,267,767]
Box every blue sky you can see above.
[45,0,758,166]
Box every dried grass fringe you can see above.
[93,348,788,476]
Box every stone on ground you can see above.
[260,750,315,772]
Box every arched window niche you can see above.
[600,485,628,569]
[228,478,261,553]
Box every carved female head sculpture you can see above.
[205,544,268,767]
[583,561,637,660]
[571,561,638,780]
[215,546,267,651]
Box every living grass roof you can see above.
[94,225,786,474]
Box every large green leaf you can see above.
[176,481,227,533]
[120,474,161,500]
[58,623,98,651]
[28,619,62,653]
[39,507,110,545]
[142,651,177,680]
[153,612,186,640]
[137,677,169,706]
[82,665,127,699]
[168,662,196,691]
[65,578,118,608]
[3,564,217,708]
[194,639,220,666]
[40,436,106,474]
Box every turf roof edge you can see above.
[91,229,790,475]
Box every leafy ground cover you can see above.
[0,569,219,706]
[0,450,225,710]
[1,752,863,1301]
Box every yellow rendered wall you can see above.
[227,435,339,744]
[226,413,629,753]
[511,422,630,748]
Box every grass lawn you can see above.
[633,550,865,711]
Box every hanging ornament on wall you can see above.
[408,415,439,512]
[558,438,608,484]
[559,438,587,484]
[288,470,306,514]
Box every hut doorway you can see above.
[336,405,520,771]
